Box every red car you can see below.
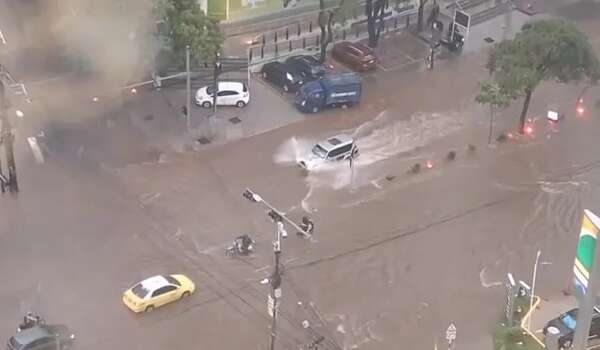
[331,41,377,72]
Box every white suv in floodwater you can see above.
[298,134,359,171]
[195,81,249,108]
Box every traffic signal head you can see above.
[268,210,283,222]
[243,189,261,202]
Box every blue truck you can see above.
[295,73,362,113]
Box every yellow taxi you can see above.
[122,274,195,313]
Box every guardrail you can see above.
[247,9,418,67]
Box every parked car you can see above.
[295,72,361,113]
[195,81,249,108]
[7,325,75,350]
[331,41,377,72]
[298,134,359,171]
[543,307,600,349]
[122,274,196,313]
[260,61,305,92]
[284,55,330,80]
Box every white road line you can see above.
[285,257,298,264]
[0,29,6,44]
[27,137,45,164]
[254,265,270,273]
[370,179,382,189]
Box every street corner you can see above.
[371,32,429,72]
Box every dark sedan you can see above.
[284,55,330,80]
[543,308,600,349]
[260,61,305,92]
[331,41,377,72]
[8,325,75,350]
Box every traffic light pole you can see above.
[269,231,282,350]
[242,188,314,350]
[186,45,191,132]
[212,51,221,118]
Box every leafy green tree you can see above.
[155,0,223,67]
[486,19,600,133]
[475,81,511,144]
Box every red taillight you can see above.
[426,160,433,169]
[525,125,534,135]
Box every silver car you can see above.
[298,134,359,171]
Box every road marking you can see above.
[479,267,503,288]
[27,137,45,164]
[378,58,424,73]
[0,29,6,44]
[370,179,382,189]
[254,265,270,272]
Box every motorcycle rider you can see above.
[235,234,254,255]
[298,216,314,237]
[19,312,38,331]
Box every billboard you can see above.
[574,210,600,296]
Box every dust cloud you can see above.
[20,0,160,87]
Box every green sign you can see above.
[574,210,600,296]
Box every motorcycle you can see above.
[226,235,255,256]
[17,313,45,332]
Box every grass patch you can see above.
[494,326,544,350]
[229,0,283,20]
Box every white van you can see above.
[195,81,249,108]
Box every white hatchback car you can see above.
[195,81,249,108]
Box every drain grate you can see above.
[197,137,211,145]
[229,117,242,124]
[484,37,495,43]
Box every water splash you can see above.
[273,136,315,165]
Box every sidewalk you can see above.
[528,293,577,342]
[125,76,307,154]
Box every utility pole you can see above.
[0,79,18,193]
[185,45,191,132]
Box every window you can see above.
[28,337,54,350]
[327,144,352,158]
[218,90,237,97]
[163,275,181,286]
[132,283,149,298]
[152,285,177,297]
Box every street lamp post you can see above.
[527,250,541,330]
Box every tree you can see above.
[475,81,511,144]
[365,0,388,48]
[317,0,347,63]
[417,0,429,32]
[486,19,600,133]
[156,0,223,67]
